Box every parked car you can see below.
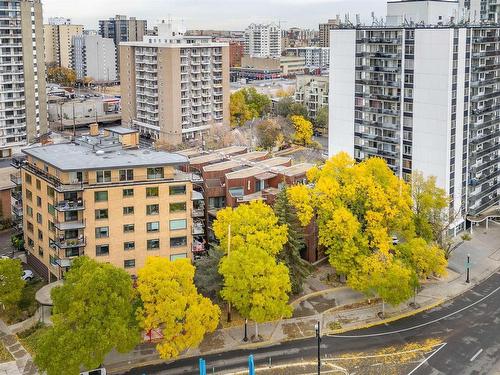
[392,236,399,246]
[0,255,11,260]
[80,368,106,375]
[21,270,33,281]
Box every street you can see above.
[121,271,500,375]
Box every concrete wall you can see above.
[119,45,136,126]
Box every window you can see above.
[38,229,43,240]
[95,209,108,220]
[36,179,41,190]
[25,173,32,184]
[65,211,77,221]
[26,205,33,217]
[95,226,109,238]
[170,253,187,261]
[94,191,108,202]
[124,259,135,268]
[26,189,32,201]
[170,236,187,248]
[147,239,160,250]
[146,221,160,232]
[47,203,55,215]
[169,202,186,212]
[169,185,186,195]
[37,196,42,207]
[146,186,159,197]
[96,170,112,183]
[147,167,164,179]
[38,246,43,257]
[36,213,42,224]
[124,241,135,251]
[96,244,109,256]
[27,237,34,249]
[146,204,159,215]
[170,219,187,230]
[123,224,135,233]
[48,220,55,232]
[229,187,244,197]
[119,169,134,181]
[123,188,134,197]
[47,186,54,198]
[123,206,134,215]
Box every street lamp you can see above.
[315,321,321,375]
[243,318,248,342]
[466,253,471,283]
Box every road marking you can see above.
[406,343,447,375]
[329,284,500,338]
[470,348,483,361]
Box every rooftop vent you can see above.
[96,150,105,155]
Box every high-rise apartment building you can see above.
[0,0,48,157]
[329,26,500,230]
[284,47,329,68]
[120,21,230,145]
[71,35,117,82]
[460,0,500,22]
[44,19,84,68]
[17,125,196,281]
[319,18,340,48]
[244,23,281,59]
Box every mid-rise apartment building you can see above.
[71,35,117,82]
[284,47,330,68]
[18,125,195,281]
[295,75,329,120]
[329,25,500,230]
[319,18,340,48]
[44,19,84,68]
[120,21,230,144]
[244,23,281,59]
[460,0,500,22]
[0,0,48,157]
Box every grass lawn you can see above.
[17,322,49,356]
[0,342,13,363]
[0,278,46,324]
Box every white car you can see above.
[22,270,34,281]
[0,255,11,260]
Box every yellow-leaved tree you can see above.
[214,201,292,337]
[290,115,313,146]
[288,152,448,309]
[136,257,220,359]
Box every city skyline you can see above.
[42,0,386,30]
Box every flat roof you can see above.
[188,146,247,165]
[23,143,188,172]
[175,148,204,158]
[120,41,228,48]
[225,157,291,180]
[202,151,269,172]
[280,163,314,177]
[104,126,137,135]
[0,166,16,190]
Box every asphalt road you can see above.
[122,271,500,375]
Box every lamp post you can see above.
[315,321,321,375]
[243,318,248,342]
[466,253,471,283]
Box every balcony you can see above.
[54,220,86,231]
[192,222,204,235]
[192,240,206,253]
[54,200,84,212]
[54,236,86,249]
[10,173,21,185]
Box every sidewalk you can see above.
[0,319,37,375]
[105,223,500,373]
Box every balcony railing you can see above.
[192,208,204,217]
[54,236,86,249]
[192,223,204,235]
[10,173,21,185]
[54,220,86,231]
[54,200,85,212]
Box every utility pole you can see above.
[227,224,232,322]
[466,253,471,283]
[315,321,321,375]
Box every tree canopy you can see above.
[315,106,328,131]
[256,118,282,150]
[0,258,24,309]
[136,257,220,360]
[34,257,140,375]
[229,88,271,127]
[47,66,77,87]
[288,153,447,306]
[291,115,313,146]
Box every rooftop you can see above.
[23,142,188,172]
[225,157,291,180]
[280,163,314,177]
[187,146,247,165]
[202,151,269,172]
[104,126,137,135]
[0,166,16,190]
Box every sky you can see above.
[42,0,387,31]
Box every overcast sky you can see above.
[42,0,387,31]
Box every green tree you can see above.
[242,87,271,117]
[315,106,328,132]
[136,257,220,359]
[398,237,447,280]
[276,96,294,117]
[256,119,282,150]
[47,66,77,87]
[34,257,140,375]
[289,102,309,118]
[274,188,312,294]
[230,90,255,127]
[194,246,224,301]
[0,258,24,309]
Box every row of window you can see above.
[95,219,187,237]
[94,202,187,219]
[96,236,188,256]
[122,253,187,269]
[96,167,166,183]
[95,185,186,201]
